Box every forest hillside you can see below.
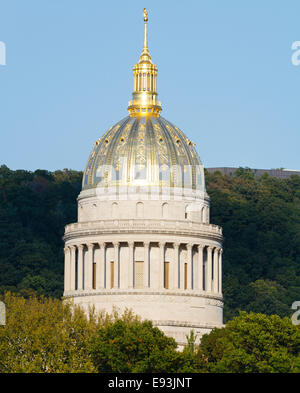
[0,165,299,321]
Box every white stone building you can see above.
[63,10,224,346]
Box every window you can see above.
[112,202,118,219]
[162,203,168,218]
[93,262,96,290]
[136,202,144,218]
[184,263,187,290]
[110,261,114,289]
[134,261,144,289]
[164,262,170,289]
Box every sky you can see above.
[0,0,300,172]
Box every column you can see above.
[206,246,213,292]
[187,243,193,290]
[197,244,204,291]
[97,242,105,289]
[144,242,150,288]
[86,244,94,291]
[70,246,76,291]
[213,248,219,293]
[114,242,119,288]
[64,247,71,292]
[219,249,223,294]
[77,245,83,290]
[128,242,134,289]
[173,243,180,290]
[159,242,165,290]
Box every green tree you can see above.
[89,319,182,373]
[0,292,98,372]
[197,311,300,373]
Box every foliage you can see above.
[89,319,177,373]
[0,165,82,297]
[0,293,299,373]
[197,311,300,373]
[0,292,145,373]
[0,292,97,372]
[206,169,300,321]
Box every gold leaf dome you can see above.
[82,116,205,192]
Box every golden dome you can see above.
[82,116,204,191]
[82,10,205,192]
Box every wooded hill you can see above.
[0,165,299,321]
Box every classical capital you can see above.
[187,243,193,251]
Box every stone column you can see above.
[86,244,94,291]
[144,242,150,288]
[114,242,119,288]
[97,242,105,289]
[128,242,134,289]
[77,245,84,290]
[173,243,180,290]
[64,247,71,292]
[213,248,219,293]
[70,246,76,291]
[219,249,223,294]
[197,244,204,291]
[159,242,165,290]
[187,243,193,290]
[206,246,213,292]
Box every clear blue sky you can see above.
[1,0,300,172]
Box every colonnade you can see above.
[64,241,222,295]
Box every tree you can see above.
[197,311,300,373]
[89,319,182,373]
[0,292,98,372]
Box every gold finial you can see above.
[143,8,148,22]
[127,8,162,117]
[143,8,148,49]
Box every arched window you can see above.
[112,202,118,218]
[136,202,144,218]
[201,206,205,223]
[185,205,189,219]
[162,202,168,218]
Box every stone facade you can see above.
[63,187,223,346]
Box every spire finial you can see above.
[143,8,148,49]
[127,9,162,117]
[143,8,148,22]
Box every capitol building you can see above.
[63,10,224,346]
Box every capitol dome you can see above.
[82,115,205,193]
[63,9,224,347]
